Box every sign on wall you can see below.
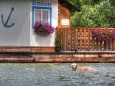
[61,19,69,25]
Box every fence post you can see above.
[74,29,78,52]
[112,40,115,50]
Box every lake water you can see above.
[0,63,115,86]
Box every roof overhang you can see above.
[60,0,80,12]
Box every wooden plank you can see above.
[74,29,78,51]
[110,41,112,50]
[84,29,86,50]
[91,29,95,50]
[112,40,115,50]
[64,28,67,51]
[88,29,90,50]
[99,41,103,51]
[66,28,68,50]
[69,29,72,51]
[61,29,65,51]
[79,29,82,50]
[88,29,91,50]
[77,29,80,50]
[68,29,71,51]
[71,29,75,51]
[107,42,109,50]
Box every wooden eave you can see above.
[60,0,80,12]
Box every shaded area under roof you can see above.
[60,0,80,12]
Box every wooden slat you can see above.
[100,41,103,51]
[61,29,65,51]
[80,29,82,50]
[112,40,115,50]
[65,28,69,50]
[69,29,72,50]
[63,28,67,51]
[57,28,115,52]
[88,29,91,50]
[71,29,75,51]
[84,29,86,50]
[74,29,78,51]
[77,29,80,50]
[108,41,111,50]
[91,34,95,50]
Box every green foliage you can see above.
[70,0,104,8]
[55,36,61,48]
[55,31,61,49]
[70,0,115,28]
[55,35,61,52]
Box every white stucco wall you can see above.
[30,0,58,47]
[0,0,58,47]
[0,0,30,46]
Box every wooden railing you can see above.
[57,28,115,51]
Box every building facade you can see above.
[0,0,58,47]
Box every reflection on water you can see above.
[0,63,115,86]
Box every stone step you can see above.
[0,52,114,63]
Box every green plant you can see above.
[55,35,61,52]
[70,0,115,28]
[55,37,61,47]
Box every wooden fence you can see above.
[57,28,115,51]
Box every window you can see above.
[32,6,52,28]
[35,9,50,24]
